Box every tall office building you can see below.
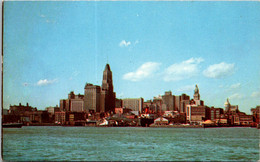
[84,84,101,112]
[100,64,116,113]
[180,94,190,113]
[83,64,116,113]
[174,96,181,112]
[162,91,175,111]
[102,64,113,92]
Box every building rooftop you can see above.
[104,64,111,71]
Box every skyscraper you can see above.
[102,64,113,92]
[83,64,116,113]
[162,91,175,111]
[84,84,101,112]
[100,64,116,113]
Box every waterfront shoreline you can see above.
[4,124,257,129]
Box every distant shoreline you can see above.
[3,124,257,129]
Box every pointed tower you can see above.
[224,98,231,112]
[193,84,200,100]
[193,84,204,106]
[102,64,113,92]
[100,64,116,113]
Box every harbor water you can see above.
[2,126,259,161]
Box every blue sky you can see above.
[3,1,260,114]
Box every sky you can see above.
[3,1,260,114]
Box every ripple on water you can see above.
[3,127,259,161]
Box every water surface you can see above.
[3,127,259,161]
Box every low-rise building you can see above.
[186,105,207,124]
[163,111,175,118]
[115,98,122,108]
[28,110,51,124]
[208,107,224,121]
[224,99,253,125]
[115,107,123,114]
[143,101,159,114]
[9,103,37,116]
[55,111,66,124]
[251,106,260,124]
[46,106,60,115]
[154,117,169,125]
[233,112,253,126]
[65,112,88,126]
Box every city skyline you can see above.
[3,2,260,114]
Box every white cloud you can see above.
[119,40,131,47]
[230,83,241,89]
[229,93,243,100]
[177,85,195,92]
[163,57,204,81]
[203,62,235,78]
[219,83,241,90]
[123,62,161,81]
[37,79,57,86]
[251,91,260,98]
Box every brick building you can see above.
[208,107,224,121]
[186,105,208,124]
[9,103,37,116]
[55,111,66,124]
[28,110,51,124]
[251,106,260,124]
[224,98,253,125]
[233,112,253,126]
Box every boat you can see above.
[2,123,23,128]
